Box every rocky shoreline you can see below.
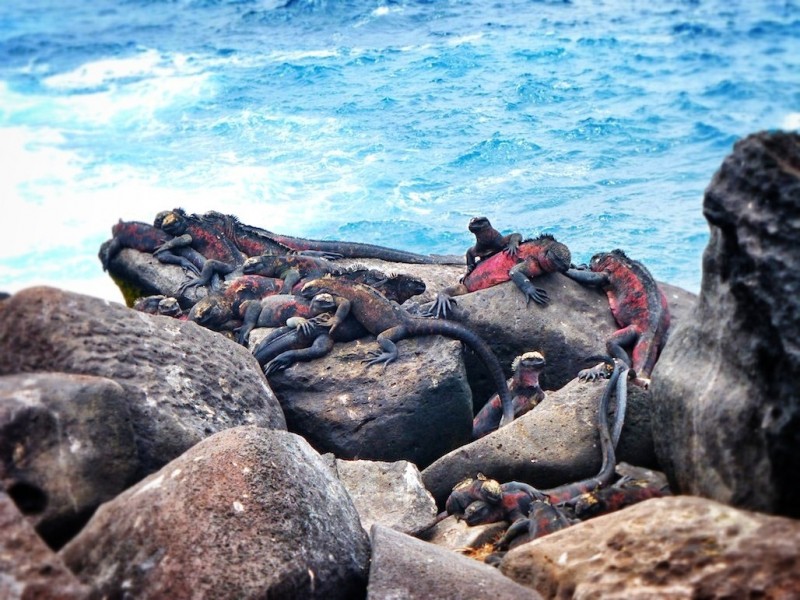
[2,131,799,598]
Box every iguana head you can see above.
[468,216,492,233]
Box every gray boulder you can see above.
[422,377,655,507]
[652,131,800,517]
[0,490,89,599]
[367,524,540,599]
[334,458,438,536]
[423,274,696,400]
[59,426,370,599]
[0,287,286,478]
[500,496,800,598]
[0,373,139,549]
[267,335,473,469]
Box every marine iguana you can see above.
[99,220,206,275]
[471,351,547,440]
[564,249,670,388]
[298,276,517,427]
[446,360,629,531]
[199,209,463,264]
[463,216,522,277]
[432,234,572,318]
[238,267,426,345]
[187,275,284,332]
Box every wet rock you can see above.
[0,373,139,549]
[500,496,800,598]
[0,287,286,479]
[0,490,89,599]
[266,335,473,469]
[652,131,800,517]
[334,458,438,536]
[59,426,370,599]
[422,377,655,507]
[367,524,540,599]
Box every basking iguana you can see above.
[472,351,546,440]
[565,249,670,388]
[298,276,516,427]
[463,216,523,278]
[237,266,426,345]
[199,209,462,264]
[446,359,629,535]
[432,234,572,318]
[99,220,206,275]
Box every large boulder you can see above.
[652,131,800,517]
[422,377,655,507]
[367,524,540,599]
[334,458,438,536]
[500,496,800,598]
[0,490,88,599]
[0,287,286,478]
[266,335,474,469]
[0,373,139,549]
[422,275,696,400]
[59,426,370,599]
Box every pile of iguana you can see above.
[100,211,673,443]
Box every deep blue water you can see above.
[1,0,798,300]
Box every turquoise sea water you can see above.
[1,0,798,301]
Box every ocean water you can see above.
[1,0,798,301]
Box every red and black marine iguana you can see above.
[564,249,670,388]
[471,351,546,440]
[444,359,630,547]
[99,220,206,275]
[298,276,517,427]
[156,208,460,294]
[432,234,572,318]
[462,216,523,278]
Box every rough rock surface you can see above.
[0,490,89,600]
[334,458,438,536]
[423,275,695,400]
[0,287,286,478]
[367,524,540,599]
[500,496,800,599]
[59,426,370,599]
[267,335,473,469]
[0,373,138,549]
[422,377,654,507]
[652,131,800,517]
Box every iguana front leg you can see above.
[508,263,549,306]
[363,325,408,367]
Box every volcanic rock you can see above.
[266,335,473,469]
[652,131,800,517]
[0,287,286,479]
[0,490,88,599]
[421,274,696,400]
[59,426,370,599]
[500,496,800,598]
[334,458,438,536]
[422,376,655,507]
[0,373,138,549]
[367,524,540,599]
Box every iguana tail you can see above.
[262,232,463,265]
[406,318,515,426]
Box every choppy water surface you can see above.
[1,0,798,299]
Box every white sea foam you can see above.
[782,113,800,130]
